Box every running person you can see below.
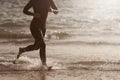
[13,0,58,70]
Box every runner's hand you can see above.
[34,13,41,18]
[52,9,59,14]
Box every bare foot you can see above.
[13,60,17,64]
[13,48,25,64]
[43,65,52,71]
[17,48,24,59]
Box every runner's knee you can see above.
[34,43,40,50]
[34,41,46,50]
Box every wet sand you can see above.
[1,42,120,80]
[1,69,120,80]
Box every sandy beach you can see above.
[0,42,120,80]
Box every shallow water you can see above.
[1,0,120,72]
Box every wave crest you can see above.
[0,28,31,39]
[46,31,70,40]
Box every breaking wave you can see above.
[0,28,31,39]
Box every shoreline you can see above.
[0,42,120,80]
[0,69,120,80]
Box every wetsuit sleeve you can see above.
[23,0,33,16]
[50,0,58,10]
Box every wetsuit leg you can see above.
[40,18,46,38]
[41,25,46,38]
[24,19,46,63]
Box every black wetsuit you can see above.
[23,0,57,63]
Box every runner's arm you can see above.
[49,0,58,14]
[50,0,58,10]
[23,0,33,16]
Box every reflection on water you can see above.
[1,0,120,80]
[0,56,46,80]
[72,0,120,19]
[1,0,120,44]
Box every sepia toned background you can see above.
[0,0,120,80]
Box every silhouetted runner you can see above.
[13,0,58,70]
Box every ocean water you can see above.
[1,0,120,71]
[1,0,120,44]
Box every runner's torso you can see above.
[29,0,51,26]
[32,0,51,18]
